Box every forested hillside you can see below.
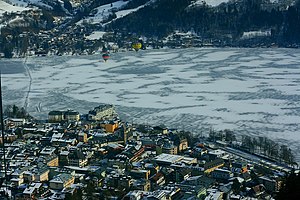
[108,0,300,45]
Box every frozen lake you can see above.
[1,47,300,160]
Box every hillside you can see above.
[0,0,300,58]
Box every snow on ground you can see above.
[189,0,230,7]
[77,0,155,26]
[1,48,300,161]
[0,0,30,17]
[77,0,128,25]
[85,31,107,40]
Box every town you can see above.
[0,104,298,199]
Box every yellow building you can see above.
[88,104,115,120]
[78,132,88,143]
[105,121,119,133]
[64,110,80,121]
[178,139,188,152]
[48,110,80,123]
[46,155,59,167]
[130,169,151,180]
[48,111,64,123]
[204,158,225,174]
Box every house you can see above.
[153,125,168,134]
[22,182,43,200]
[59,151,69,166]
[175,169,192,182]
[208,149,228,160]
[259,176,282,193]
[132,179,151,191]
[145,163,159,177]
[5,118,26,128]
[49,173,75,190]
[104,121,119,133]
[78,132,87,143]
[205,189,223,200]
[40,146,56,156]
[45,154,59,167]
[249,184,266,198]
[178,184,207,200]
[68,149,88,167]
[130,169,151,180]
[178,138,188,152]
[23,164,50,182]
[150,172,165,190]
[211,168,233,181]
[160,141,178,155]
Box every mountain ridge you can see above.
[0,0,299,58]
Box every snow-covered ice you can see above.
[1,48,300,161]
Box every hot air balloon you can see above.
[132,42,142,51]
[102,53,110,62]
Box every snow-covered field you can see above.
[0,0,30,17]
[1,48,300,160]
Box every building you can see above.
[64,110,80,121]
[204,158,225,173]
[48,111,64,123]
[21,182,43,200]
[78,132,88,143]
[88,104,115,120]
[178,138,188,152]
[104,121,119,133]
[130,169,151,180]
[45,154,59,167]
[49,173,75,190]
[68,149,88,167]
[259,176,282,193]
[154,153,197,166]
[5,118,26,128]
[211,168,233,181]
[48,110,80,122]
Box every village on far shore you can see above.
[0,104,298,200]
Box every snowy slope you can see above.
[78,0,155,25]
[190,0,230,7]
[0,0,30,17]
[77,1,128,25]
[83,0,156,40]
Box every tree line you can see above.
[109,0,300,45]
[4,105,32,119]
[208,128,296,167]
